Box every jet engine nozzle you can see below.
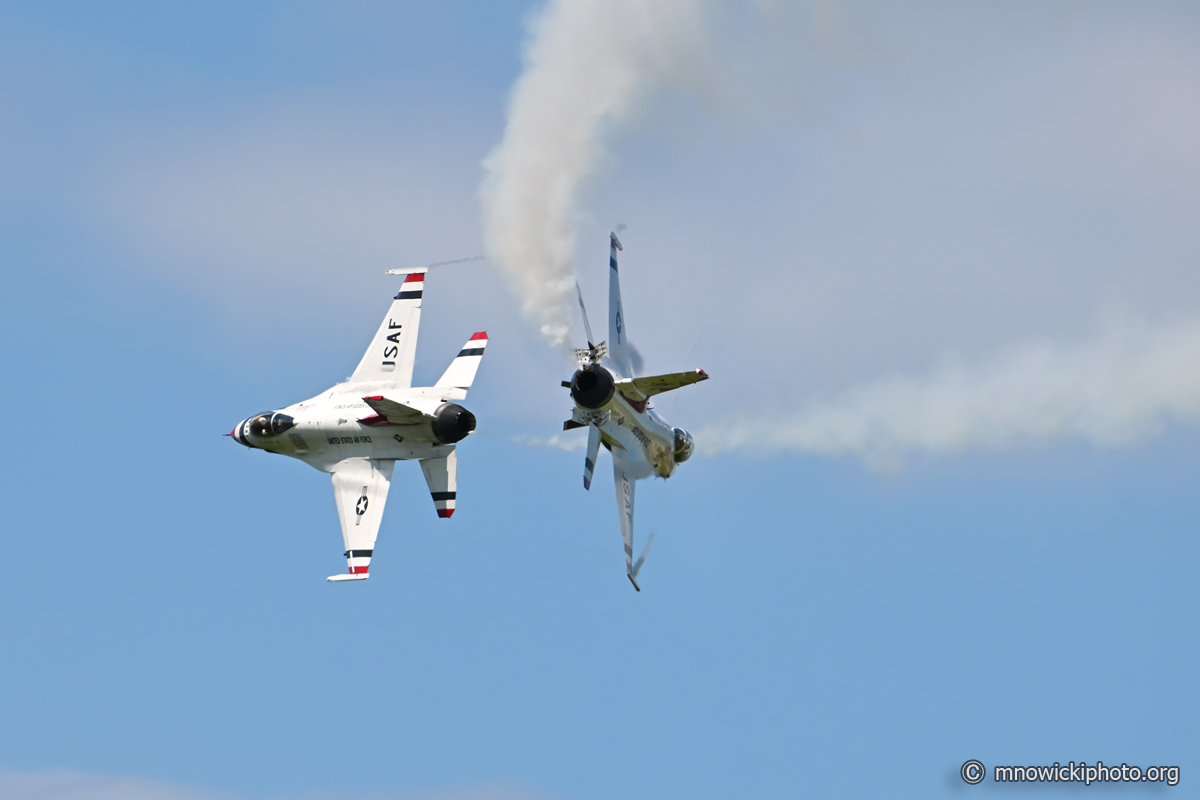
[673,427,695,463]
[431,402,477,444]
[570,366,615,410]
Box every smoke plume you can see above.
[700,319,1200,467]
[631,532,655,579]
[480,0,712,345]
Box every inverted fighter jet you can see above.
[229,268,487,582]
[564,233,709,590]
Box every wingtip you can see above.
[627,574,640,592]
[469,331,488,341]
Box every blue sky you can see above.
[1,2,1198,798]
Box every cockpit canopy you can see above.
[248,411,295,437]
[673,427,694,463]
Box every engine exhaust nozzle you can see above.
[570,366,615,410]
[431,402,477,444]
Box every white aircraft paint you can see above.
[228,269,487,581]
[565,233,708,590]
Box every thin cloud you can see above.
[0,769,557,800]
[512,433,588,452]
[86,110,483,309]
[699,318,1200,468]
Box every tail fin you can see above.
[350,269,425,387]
[435,332,488,398]
[613,450,637,589]
[606,233,634,378]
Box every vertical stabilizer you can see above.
[613,450,636,587]
[349,269,426,387]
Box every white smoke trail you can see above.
[480,0,712,345]
[631,532,655,579]
[699,319,1200,467]
[511,433,587,452]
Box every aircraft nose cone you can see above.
[228,419,252,448]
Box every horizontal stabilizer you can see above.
[435,332,489,396]
[362,395,431,425]
[327,573,370,582]
[420,451,458,518]
[616,369,709,402]
[584,425,600,490]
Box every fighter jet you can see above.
[563,233,709,590]
[229,268,487,582]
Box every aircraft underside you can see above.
[229,267,487,581]
[563,232,708,590]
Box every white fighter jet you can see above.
[228,268,487,582]
[564,233,709,590]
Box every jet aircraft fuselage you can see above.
[567,364,697,481]
[564,233,707,589]
[231,385,472,472]
[229,268,487,581]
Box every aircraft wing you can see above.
[362,395,431,425]
[327,458,395,582]
[613,450,639,591]
[349,269,426,387]
[616,369,709,402]
[606,232,633,378]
